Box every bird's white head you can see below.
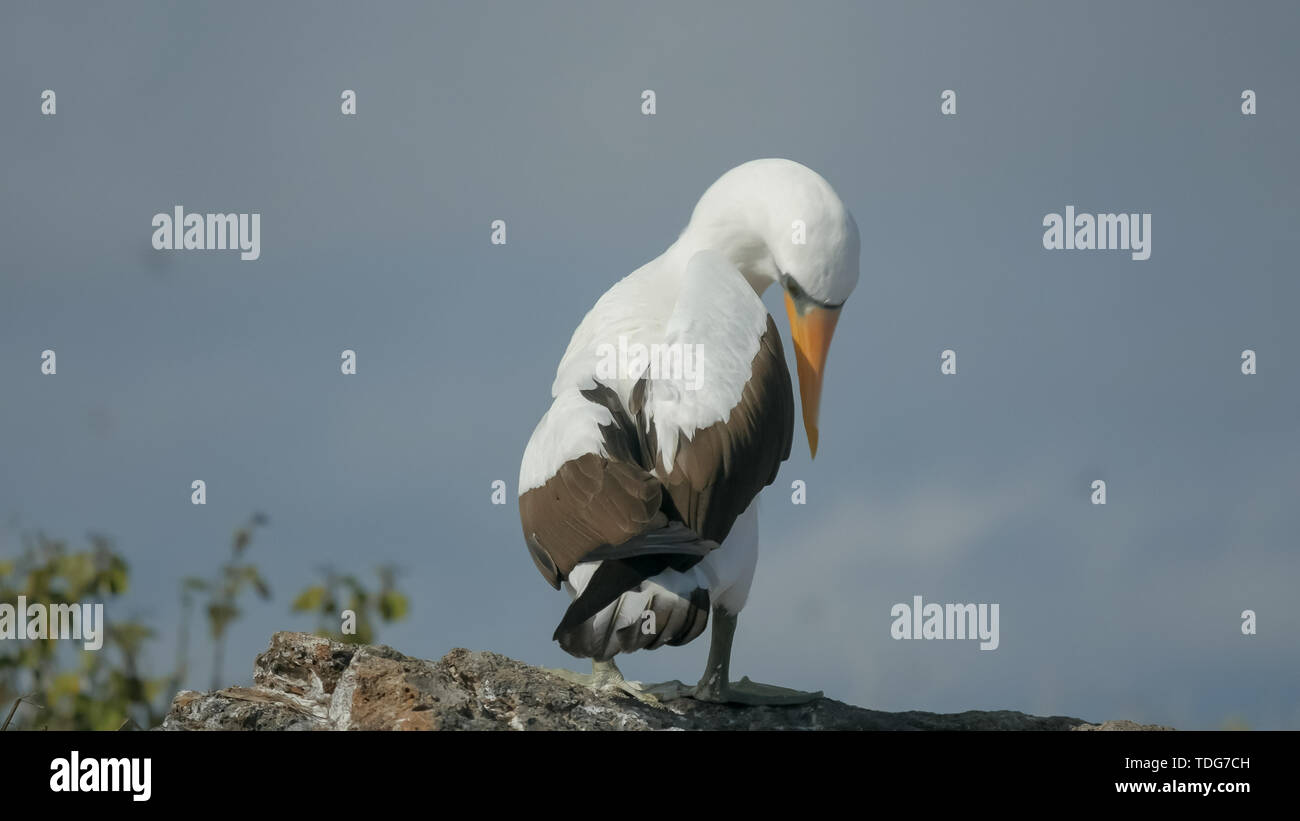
[675,158,860,459]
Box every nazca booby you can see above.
[518,158,859,703]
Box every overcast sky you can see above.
[2,0,1297,730]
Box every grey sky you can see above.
[1,1,1296,729]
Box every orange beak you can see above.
[783,293,840,459]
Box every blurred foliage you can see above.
[182,513,272,690]
[2,514,410,730]
[1220,715,1252,731]
[291,565,409,645]
[0,532,166,730]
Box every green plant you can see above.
[291,565,409,645]
[0,532,168,730]
[2,513,410,730]
[181,513,271,690]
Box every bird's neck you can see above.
[662,221,779,297]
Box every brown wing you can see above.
[636,315,795,545]
[518,384,663,589]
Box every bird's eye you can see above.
[782,271,846,310]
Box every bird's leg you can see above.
[545,658,659,703]
[645,606,823,706]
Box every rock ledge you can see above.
[158,632,1174,731]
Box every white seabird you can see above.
[518,158,859,703]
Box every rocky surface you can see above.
[158,632,1175,731]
